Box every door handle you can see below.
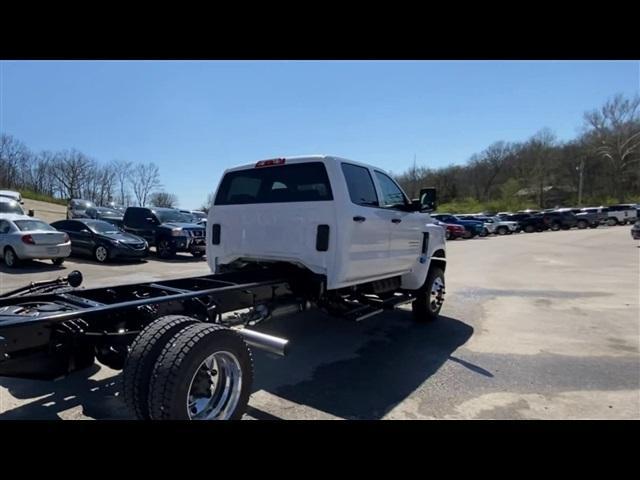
[391,218,402,224]
[353,216,366,223]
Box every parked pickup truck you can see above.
[504,213,548,233]
[122,207,206,259]
[0,155,446,421]
[555,208,599,229]
[604,204,638,226]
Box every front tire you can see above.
[157,239,176,259]
[577,220,588,229]
[524,224,535,233]
[191,250,205,258]
[497,226,508,235]
[412,267,445,323]
[52,257,65,266]
[94,245,109,263]
[148,323,254,420]
[607,218,618,226]
[3,247,20,268]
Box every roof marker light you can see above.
[255,158,286,168]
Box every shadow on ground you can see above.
[0,364,128,420]
[252,310,474,419]
[0,260,66,275]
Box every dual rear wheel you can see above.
[122,315,253,420]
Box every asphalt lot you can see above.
[0,226,638,420]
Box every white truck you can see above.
[0,155,446,420]
[603,204,638,226]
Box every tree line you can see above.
[394,94,640,212]
[0,136,179,208]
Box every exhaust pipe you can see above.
[236,328,289,357]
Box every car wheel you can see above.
[524,225,535,233]
[551,222,561,231]
[589,223,598,229]
[3,247,20,268]
[497,226,508,235]
[445,230,451,240]
[157,239,176,259]
[606,218,618,227]
[94,245,109,263]
[52,257,65,266]
[191,251,205,258]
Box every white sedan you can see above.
[0,214,71,268]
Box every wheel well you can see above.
[430,250,446,273]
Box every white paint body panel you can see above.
[207,156,446,291]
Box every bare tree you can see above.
[114,160,133,206]
[0,134,30,188]
[49,150,94,199]
[149,191,178,208]
[584,94,640,201]
[130,162,162,206]
[199,192,215,213]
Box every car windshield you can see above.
[191,212,206,220]
[14,220,56,232]
[96,208,121,216]
[155,209,193,223]
[71,200,95,209]
[86,220,120,234]
[0,201,24,214]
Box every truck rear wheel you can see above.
[157,239,176,259]
[412,267,445,322]
[148,323,253,420]
[122,315,199,420]
[607,217,618,226]
[497,226,508,235]
[577,220,588,229]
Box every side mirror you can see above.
[28,209,35,217]
[419,188,437,212]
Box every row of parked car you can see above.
[431,204,640,240]
[0,193,208,269]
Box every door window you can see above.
[374,171,408,209]
[341,163,379,207]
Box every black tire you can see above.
[122,315,199,420]
[589,223,598,229]
[497,226,508,235]
[148,323,253,420]
[412,267,445,323]
[577,220,588,229]
[52,257,65,266]
[524,224,535,233]
[191,250,205,258]
[550,222,561,231]
[606,217,618,227]
[157,239,176,259]
[3,247,20,268]
[480,228,489,237]
[94,245,110,263]
[445,230,452,241]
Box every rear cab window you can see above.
[215,162,333,205]
[341,163,378,207]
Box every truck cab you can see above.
[207,155,445,293]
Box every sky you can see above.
[1,60,638,209]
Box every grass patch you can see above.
[20,190,67,206]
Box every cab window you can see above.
[374,171,408,209]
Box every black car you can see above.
[504,213,548,233]
[540,211,578,231]
[51,219,149,263]
[122,207,206,259]
[85,206,125,227]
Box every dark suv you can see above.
[541,211,578,231]
[504,213,548,233]
[122,207,206,259]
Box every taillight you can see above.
[255,158,285,168]
[21,234,35,245]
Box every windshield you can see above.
[155,209,193,223]
[14,220,56,232]
[71,200,95,209]
[96,208,121,216]
[86,220,120,234]
[191,212,206,220]
[0,201,24,215]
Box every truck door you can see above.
[373,170,423,274]
[339,162,394,283]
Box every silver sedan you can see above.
[0,214,71,268]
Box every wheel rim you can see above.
[159,241,169,256]
[607,219,616,226]
[96,246,108,262]
[5,250,15,266]
[186,351,243,420]
[429,276,445,312]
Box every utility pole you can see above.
[577,158,584,206]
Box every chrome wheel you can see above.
[95,246,108,263]
[186,351,243,420]
[429,276,445,313]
